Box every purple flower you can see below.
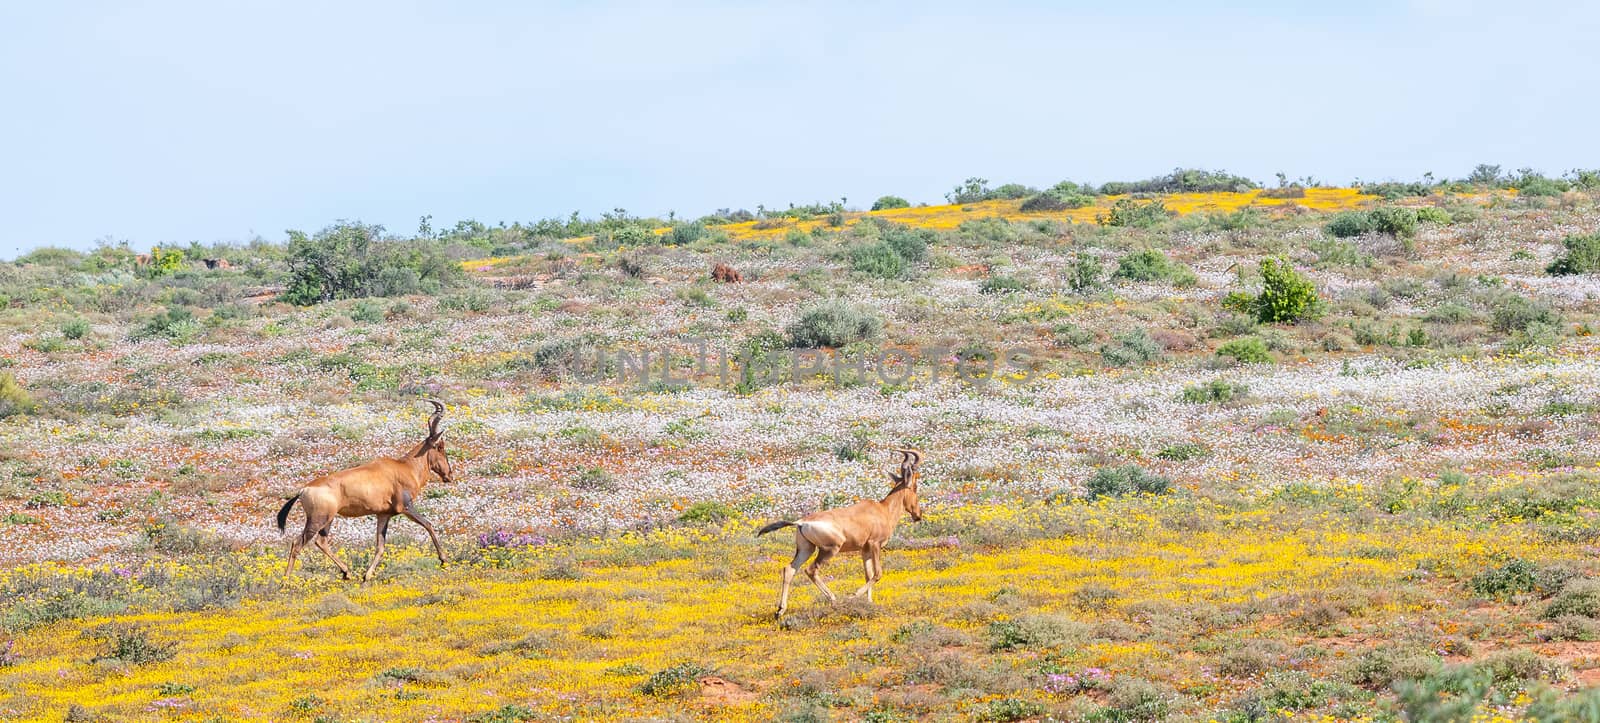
[477,530,547,548]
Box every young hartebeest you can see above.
[757,449,924,619]
[275,400,454,583]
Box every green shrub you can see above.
[142,246,186,278]
[1489,293,1559,333]
[1517,176,1567,197]
[1253,257,1319,323]
[1100,168,1256,194]
[350,300,386,324]
[677,501,734,525]
[1547,234,1600,275]
[1545,580,1600,619]
[883,229,930,263]
[975,699,1046,722]
[1181,379,1248,403]
[640,662,710,696]
[1086,465,1171,500]
[1086,678,1174,722]
[1019,189,1093,212]
[1470,559,1573,599]
[134,306,200,342]
[89,624,177,665]
[850,242,906,279]
[1156,442,1208,461]
[1417,207,1453,225]
[987,614,1081,651]
[1424,303,1478,324]
[1368,206,1419,238]
[1100,329,1163,367]
[469,704,540,723]
[61,318,90,340]
[870,196,910,211]
[946,177,995,204]
[1395,664,1491,723]
[979,275,1027,294]
[572,467,618,493]
[787,301,882,348]
[283,222,461,304]
[1306,236,1370,267]
[1326,208,1420,239]
[1325,211,1376,238]
[1217,337,1271,364]
[1359,180,1436,199]
[1342,647,1440,689]
[0,373,33,418]
[1112,249,1195,286]
[1067,254,1103,294]
[1099,198,1170,228]
[667,221,708,246]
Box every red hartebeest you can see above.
[757,449,924,619]
[275,400,454,583]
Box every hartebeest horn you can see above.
[895,448,922,469]
[424,400,445,441]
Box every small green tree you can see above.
[870,195,911,211]
[1098,199,1170,228]
[283,222,460,305]
[1067,253,1103,294]
[285,223,376,303]
[850,242,906,279]
[0,373,33,418]
[141,246,185,278]
[1217,337,1271,363]
[1547,233,1600,275]
[1254,258,1318,323]
[1112,249,1195,286]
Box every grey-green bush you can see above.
[787,301,882,348]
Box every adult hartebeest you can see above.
[757,449,924,619]
[275,400,454,583]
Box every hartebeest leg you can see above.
[283,525,317,582]
[777,537,816,619]
[852,545,878,599]
[362,514,392,584]
[402,503,446,566]
[804,547,839,602]
[865,544,885,602]
[311,524,352,580]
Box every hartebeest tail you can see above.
[755,520,796,536]
[276,400,456,584]
[276,493,302,532]
[758,448,924,619]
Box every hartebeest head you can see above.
[884,448,923,522]
[408,400,455,484]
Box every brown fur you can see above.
[276,400,454,583]
[711,262,742,283]
[758,449,924,619]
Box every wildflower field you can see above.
[5,171,1600,720]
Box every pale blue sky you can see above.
[2,1,1597,258]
